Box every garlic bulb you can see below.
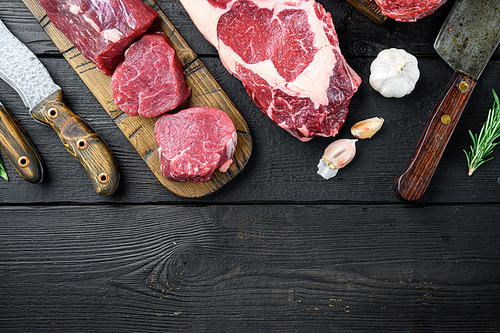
[317,139,357,180]
[351,117,384,139]
[369,48,419,98]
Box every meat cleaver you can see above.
[0,100,43,183]
[0,18,119,196]
[394,0,500,201]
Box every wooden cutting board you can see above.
[344,0,386,24]
[21,0,252,198]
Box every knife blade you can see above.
[394,0,500,201]
[0,18,119,196]
[0,100,43,183]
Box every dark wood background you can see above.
[1,0,499,331]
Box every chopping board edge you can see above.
[21,0,253,198]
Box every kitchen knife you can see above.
[0,100,43,183]
[344,0,386,24]
[0,19,119,196]
[394,0,500,202]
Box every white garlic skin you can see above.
[351,117,385,139]
[369,48,420,98]
[317,139,357,180]
[317,159,339,180]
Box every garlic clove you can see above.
[369,48,419,98]
[317,159,338,180]
[317,139,357,179]
[351,117,384,139]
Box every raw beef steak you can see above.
[38,0,158,75]
[374,0,447,22]
[179,0,361,142]
[111,32,191,117]
[154,106,237,182]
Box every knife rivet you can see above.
[48,108,58,119]
[98,173,109,184]
[77,138,88,150]
[441,114,452,125]
[459,81,469,93]
[18,156,30,168]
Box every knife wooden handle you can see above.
[30,90,119,196]
[0,102,43,183]
[344,0,387,24]
[394,72,476,201]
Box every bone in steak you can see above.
[37,0,158,75]
[111,32,191,117]
[154,106,237,182]
[374,0,448,22]
[179,0,361,142]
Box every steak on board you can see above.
[154,106,237,182]
[374,0,447,22]
[179,0,361,142]
[37,0,158,75]
[111,32,191,117]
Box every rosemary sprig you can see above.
[464,89,500,176]
[0,154,8,181]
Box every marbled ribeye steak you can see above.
[179,0,361,142]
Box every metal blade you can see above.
[0,19,60,111]
[434,0,500,80]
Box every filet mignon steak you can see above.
[154,106,237,182]
[111,32,191,117]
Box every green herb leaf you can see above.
[0,154,8,181]
[464,89,500,176]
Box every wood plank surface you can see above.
[1,204,499,332]
[1,0,500,331]
[20,0,252,198]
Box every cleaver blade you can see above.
[0,18,119,196]
[434,0,500,80]
[394,0,500,202]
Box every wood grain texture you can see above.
[1,204,499,332]
[30,90,119,196]
[0,102,43,183]
[21,0,252,198]
[395,72,477,201]
[344,0,386,24]
[1,1,500,331]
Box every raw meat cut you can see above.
[111,32,191,117]
[374,0,447,22]
[154,106,237,182]
[38,0,158,75]
[179,0,361,142]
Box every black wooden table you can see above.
[1,0,499,331]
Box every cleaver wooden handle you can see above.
[30,90,119,196]
[394,71,476,201]
[0,102,43,183]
